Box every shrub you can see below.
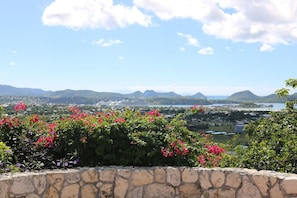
[0,103,225,172]
[0,141,18,173]
[221,78,297,173]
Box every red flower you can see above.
[206,144,225,155]
[191,105,204,113]
[30,115,39,123]
[35,136,55,147]
[198,155,206,165]
[148,110,161,117]
[68,106,79,114]
[80,137,88,144]
[114,117,125,123]
[148,117,155,122]
[14,102,26,111]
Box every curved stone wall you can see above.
[1,167,297,197]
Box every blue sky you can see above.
[1,0,297,96]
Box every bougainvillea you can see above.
[0,102,225,172]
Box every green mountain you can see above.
[192,92,207,100]
[227,90,297,103]
[227,90,260,101]
[1,84,296,105]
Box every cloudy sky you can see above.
[1,0,297,96]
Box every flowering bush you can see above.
[0,141,18,173]
[0,102,225,172]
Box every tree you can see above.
[221,78,297,173]
[275,78,297,110]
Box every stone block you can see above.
[182,168,198,183]
[114,176,128,198]
[179,184,201,198]
[237,176,261,198]
[155,168,166,183]
[269,183,284,198]
[44,186,59,198]
[210,171,225,188]
[0,180,9,198]
[253,174,269,196]
[10,176,35,195]
[166,167,181,187]
[61,184,79,198]
[81,184,98,198]
[131,169,153,186]
[47,173,65,190]
[117,169,131,179]
[226,172,241,189]
[199,171,212,190]
[100,169,116,182]
[99,183,113,198]
[143,183,175,198]
[203,188,236,198]
[126,187,143,198]
[65,172,80,184]
[26,194,40,198]
[33,175,47,195]
[281,176,297,195]
[81,169,99,183]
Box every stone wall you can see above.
[1,167,297,197]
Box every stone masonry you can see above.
[1,167,297,197]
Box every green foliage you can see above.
[0,103,225,172]
[224,111,297,173]
[0,141,18,173]
[222,79,297,173]
[275,78,297,110]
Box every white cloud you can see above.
[177,32,199,47]
[118,56,124,60]
[92,38,122,47]
[179,47,185,52]
[42,0,152,30]
[198,47,214,55]
[260,44,274,52]
[134,0,223,21]
[42,0,297,47]
[9,61,16,66]
[134,0,297,46]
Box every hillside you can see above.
[227,90,260,101]
[1,84,295,105]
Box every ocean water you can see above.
[206,96,228,100]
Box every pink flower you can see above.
[30,115,39,123]
[198,155,205,165]
[182,147,189,155]
[14,102,26,111]
[115,117,125,123]
[68,106,79,114]
[206,145,225,155]
[148,110,161,117]
[148,117,155,122]
[80,137,88,144]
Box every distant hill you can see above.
[192,92,207,100]
[141,90,182,98]
[0,84,208,105]
[45,89,126,100]
[1,84,296,104]
[227,90,260,101]
[0,85,51,96]
[227,90,297,103]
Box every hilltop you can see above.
[0,84,295,105]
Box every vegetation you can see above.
[222,78,297,173]
[1,78,297,174]
[0,104,225,172]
